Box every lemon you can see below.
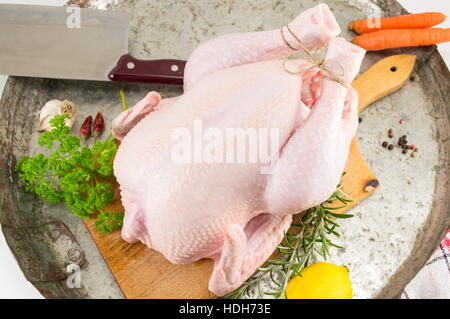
[286,262,352,299]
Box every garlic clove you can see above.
[38,99,77,131]
[61,99,77,129]
[38,115,53,132]
[38,99,61,131]
[60,99,77,119]
[64,117,76,129]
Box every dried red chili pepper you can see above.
[80,115,93,142]
[93,112,105,139]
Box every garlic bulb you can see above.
[38,99,77,131]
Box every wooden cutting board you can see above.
[83,54,416,299]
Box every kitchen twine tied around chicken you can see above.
[281,26,360,205]
[281,25,348,88]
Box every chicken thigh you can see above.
[112,4,365,296]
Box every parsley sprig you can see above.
[95,211,125,235]
[16,114,123,234]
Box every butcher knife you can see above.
[0,4,416,89]
[0,4,186,84]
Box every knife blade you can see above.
[0,4,186,84]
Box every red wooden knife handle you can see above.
[108,54,186,85]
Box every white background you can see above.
[0,0,449,299]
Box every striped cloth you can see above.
[402,230,450,299]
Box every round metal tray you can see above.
[0,0,449,298]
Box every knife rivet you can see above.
[171,64,179,72]
[127,62,135,69]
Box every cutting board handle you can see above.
[108,54,186,85]
[352,54,416,112]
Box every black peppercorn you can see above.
[382,141,388,148]
[388,144,394,150]
[402,149,408,154]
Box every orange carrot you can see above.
[349,12,446,34]
[352,28,450,51]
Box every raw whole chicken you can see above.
[112,4,365,296]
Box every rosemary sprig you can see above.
[226,183,353,299]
